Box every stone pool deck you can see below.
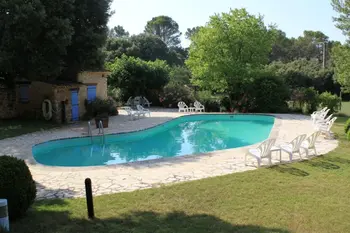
[0,110,338,200]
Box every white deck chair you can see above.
[134,96,141,106]
[125,97,133,106]
[312,108,330,124]
[124,106,140,120]
[245,138,276,167]
[314,114,333,126]
[279,134,307,162]
[136,104,150,117]
[142,97,152,107]
[301,131,321,157]
[194,101,205,112]
[311,107,327,119]
[178,102,189,112]
[315,117,337,138]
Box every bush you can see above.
[318,92,341,113]
[250,75,290,113]
[0,156,36,220]
[161,82,194,108]
[196,90,220,112]
[347,130,350,141]
[345,118,350,134]
[84,98,117,120]
[107,55,170,102]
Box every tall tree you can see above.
[0,0,75,84]
[144,16,182,47]
[332,0,350,38]
[0,0,112,84]
[185,26,202,40]
[108,25,129,38]
[60,0,112,80]
[269,29,293,62]
[186,9,275,97]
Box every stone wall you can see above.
[16,82,54,119]
[0,87,18,119]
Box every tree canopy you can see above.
[108,25,130,38]
[144,16,182,47]
[0,0,112,84]
[186,8,275,94]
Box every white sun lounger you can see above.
[136,104,151,117]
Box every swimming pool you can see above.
[33,114,274,167]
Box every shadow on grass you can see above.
[11,206,291,233]
[302,160,340,170]
[269,165,309,177]
[324,156,350,165]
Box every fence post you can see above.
[85,178,95,219]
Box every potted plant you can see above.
[92,98,113,128]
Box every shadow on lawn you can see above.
[11,206,291,233]
[269,164,309,177]
[302,160,340,170]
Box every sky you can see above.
[108,0,346,47]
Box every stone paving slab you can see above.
[0,110,338,200]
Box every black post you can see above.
[85,178,94,219]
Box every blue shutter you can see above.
[87,85,97,103]
[19,84,29,103]
[71,90,79,121]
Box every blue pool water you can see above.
[33,114,274,167]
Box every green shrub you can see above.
[161,82,194,108]
[196,90,220,112]
[318,92,341,113]
[345,118,350,134]
[290,87,319,114]
[0,156,36,220]
[84,98,117,120]
[251,75,290,113]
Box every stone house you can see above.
[0,71,110,123]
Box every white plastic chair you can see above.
[245,138,276,167]
[194,101,205,112]
[314,114,333,126]
[279,134,307,162]
[125,97,133,106]
[123,106,140,120]
[301,131,321,157]
[312,108,330,124]
[142,97,152,107]
[315,117,337,138]
[134,96,141,106]
[136,104,151,117]
[178,102,189,112]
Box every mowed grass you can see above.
[340,101,350,117]
[0,119,59,140]
[9,117,350,233]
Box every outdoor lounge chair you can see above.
[123,106,140,120]
[311,108,330,124]
[300,131,321,157]
[314,114,333,126]
[278,134,307,162]
[125,96,133,106]
[136,104,151,117]
[142,97,152,107]
[245,138,276,167]
[315,117,337,138]
[178,101,189,112]
[194,101,205,112]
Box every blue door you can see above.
[87,85,97,103]
[71,90,79,121]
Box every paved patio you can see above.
[0,109,338,200]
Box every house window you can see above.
[87,85,97,103]
[19,84,29,103]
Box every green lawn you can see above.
[340,101,350,116]
[0,119,59,140]
[8,118,350,233]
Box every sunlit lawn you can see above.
[8,116,350,233]
[0,119,59,140]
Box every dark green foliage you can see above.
[195,91,220,112]
[0,156,36,220]
[161,83,194,108]
[84,98,117,119]
[347,130,350,141]
[290,87,319,114]
[344,118,350,134]
[250,75,290,113]
[0,0,112,83]
[104,34,186,66]
[318,92,341,113]
[108,55,170,102]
